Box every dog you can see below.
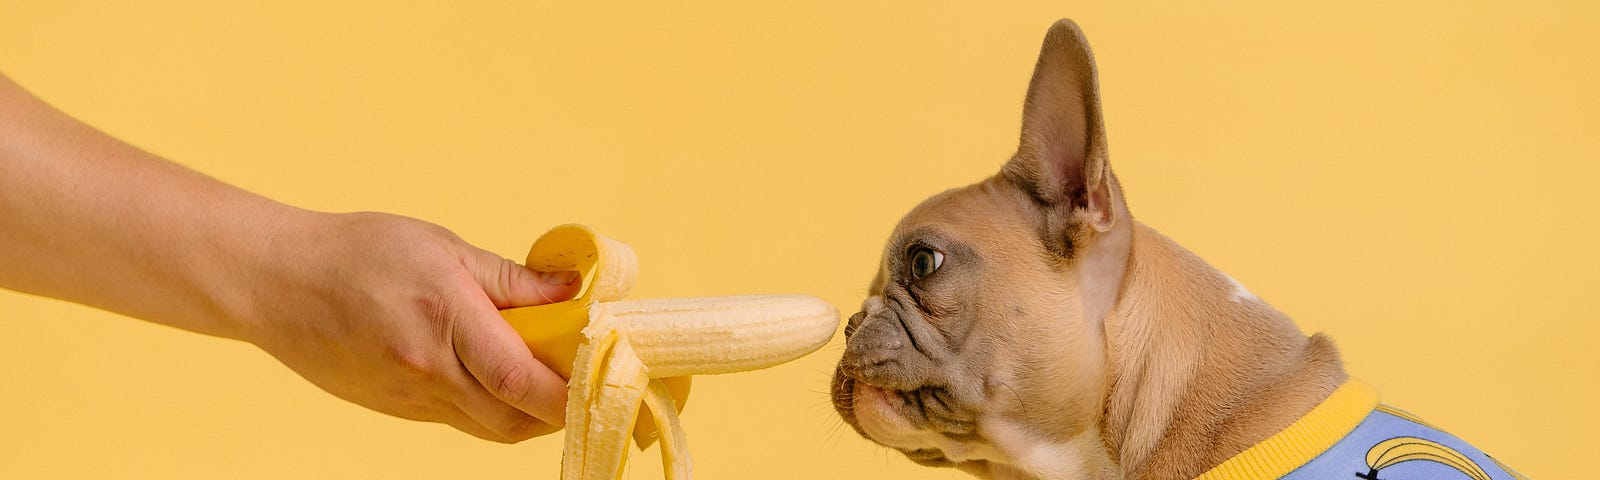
[830,19,1526,480]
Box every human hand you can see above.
[240,211,580,442]
[0,74,578,442]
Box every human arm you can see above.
[0,73,574,442]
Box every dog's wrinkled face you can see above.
[831,19,1129,477]
[831,180,1110,470]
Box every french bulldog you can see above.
[831,19,1522,480]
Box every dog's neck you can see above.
[1095,222,1347,480]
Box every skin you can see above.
[0,73,579,443]
[832,20,1346,479]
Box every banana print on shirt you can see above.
[1197,381,1528,480]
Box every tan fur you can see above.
[1101,223,1345,479]
[831,19,1347,479]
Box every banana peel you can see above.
[498,224,689,447]
[497,224,839,479]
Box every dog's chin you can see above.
[851,383,913,437]
[832,372,959,467]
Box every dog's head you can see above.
[831,19,1133,476]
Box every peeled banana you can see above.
[499,224,840,480]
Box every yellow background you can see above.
[2,2,1595,478]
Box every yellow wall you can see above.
[2,2,1594,478]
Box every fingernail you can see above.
[539,270,580,286]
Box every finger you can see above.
[452,292,570,427]
[463,247,582,309]
[441,407,516,443]
[449,368,563,442]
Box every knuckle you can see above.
[494,258,527,303]
[387,343,441,382]
[419,290,472,348]
[503,414,542,441]
[489,360,533,406]
[365,214,454,248]
[415,291,456,327]
[526,421,562,439]
[454,422,513,443]
[497,257,519,284]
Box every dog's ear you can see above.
[1002,19,1115,235]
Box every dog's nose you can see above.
[846,312,906,352]
[840,311,933,390]
[843,311,867,339]
[840,311,908,377]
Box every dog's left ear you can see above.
[1002,19,1115,235]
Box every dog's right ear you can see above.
[1002,19,1115,240]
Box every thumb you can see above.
[463,247,582,309]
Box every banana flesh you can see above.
[499,225,839,479]
[599,295,843,378]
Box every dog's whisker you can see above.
[825,417,852,451]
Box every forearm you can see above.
[0,74,294,340]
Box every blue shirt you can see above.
[1197,381,1528,480]
[1282,407,1523,480]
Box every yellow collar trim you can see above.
[1195,379,1380,480]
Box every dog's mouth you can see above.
[831,366,977,466]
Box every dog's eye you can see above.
[909,247,944,280]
